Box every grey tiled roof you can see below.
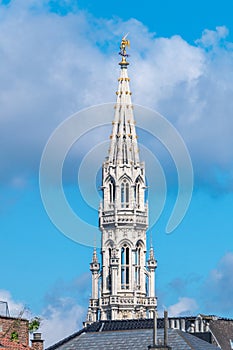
[209,319,233,350]
[47,328,220,350]
[177,330,219,349]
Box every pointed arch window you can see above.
[123,142,128,163]
[135,243,141,288]
[135,179,141,208]
[108,179,115,208]
[109,182,115,203]
[108,248,112,292]
[121,180,129,208]
[121,244,129,289]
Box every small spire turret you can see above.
[92,248,98,264]
[147,239,157,303]
[149,246,155,261]
[90,248,100,273]
[86,248,100,324]
[148,241,157,267]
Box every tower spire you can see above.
[108,36,139,166]
[86,37,157,323]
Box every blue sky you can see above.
[1,0,233,346]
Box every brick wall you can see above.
[0,315,29,345]
[31,339,44,350]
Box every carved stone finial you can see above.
[92,247,98,263]
[149,246,155,260]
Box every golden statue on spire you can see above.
[119,34,130,66]
[119,34,130,58]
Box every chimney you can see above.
[164,310,168,346]
[31,333,44,350]
[148,310,172,350]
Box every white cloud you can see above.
[0,272,90,347]
[40,273,90,346]
[159,253,233,318]
[167,297,198,317]
[0,290,25,317]
[41,297,86,347]
[202,252,233,315]
[196,26,229,48]
[0,1,232,193]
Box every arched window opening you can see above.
[135,245,141,288]
[109,180,115,207]
[135,179,141,208]
[108,248,112,292]
[109,183,112,202]
[123,143,128,163]
[145,275,148,295]
[126,182,129,204]
[137,183,140,207]
[121,183,124,204]
[121,180,129,208]
[121,245,129,289]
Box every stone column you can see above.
[111,257,119,295]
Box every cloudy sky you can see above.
[1,0,233,347]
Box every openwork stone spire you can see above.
[108,37,139,165]
[86,37,157,324]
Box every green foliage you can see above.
[28,317,41,333]
[10,331,19,341]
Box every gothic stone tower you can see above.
[86,37,157,323]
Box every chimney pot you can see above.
[33,333,42,340]
[31,332,44,350]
